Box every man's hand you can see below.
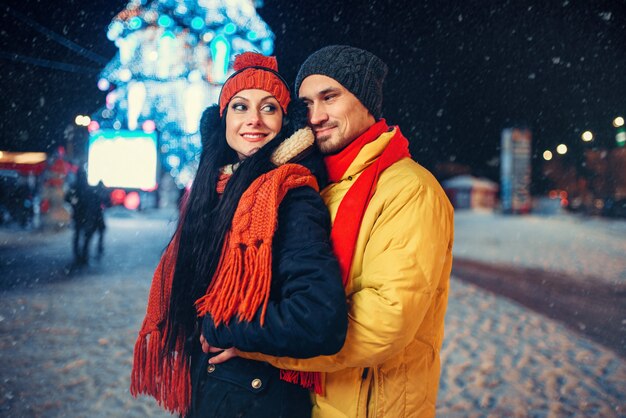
[199,333,239,364]
[199,333,211,353]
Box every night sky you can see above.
[1,0,625,185]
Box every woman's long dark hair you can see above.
[164,105,289,352]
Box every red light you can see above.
[124,191,141,210]
[561,199,569,207]
[110,189,126,205]
[559,191,568,199]
[40,198,50,214]
[142,120,156,133]
[88,120,100,132]
[141,183,158,192]
[106,92,115,107]
[549,190,558,199]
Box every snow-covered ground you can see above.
[0,210,624,417]
[453,210,626,285]
[439,279,625,417]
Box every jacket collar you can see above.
[339,126,396,181]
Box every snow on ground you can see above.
[439,279,625,417]
[453,210,626,285]
[0,210,624,416]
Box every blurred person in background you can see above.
[93,181,109,259]
[65,168,107,266]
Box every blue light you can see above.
[210,35,231,83]
[191,16,204,30]
[246,31,258,41]
[129,17,142,30]
[158,15,173,28]
[161,30,176,39]
[224,23,237,35]
[261,39,274,55]
[167,154,181,168]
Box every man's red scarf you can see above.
[130,164,321,416]
[324,119,411,286]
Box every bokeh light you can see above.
[543,150,553,161]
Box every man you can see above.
[65,167,91,266]
[65,168,108,266]
[93,181,109,259]
[205,45,454,417]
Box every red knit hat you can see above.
[218,52,291,116]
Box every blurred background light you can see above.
[191,16,205,30]
[124,191,141,210]
[158,15,173,28]
[128,16,142,30]
[543,150,553,161]
[142,120,156,133]
[87,120,100,132]
[224,22,237,35]
[97,78,110,91]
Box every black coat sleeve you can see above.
[202,186,348,358]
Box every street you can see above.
[0,210,624,417]
[453,257,626,356]
[0,209,177,417]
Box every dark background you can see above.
[1,0,625,186]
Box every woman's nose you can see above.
[246,110,262,126]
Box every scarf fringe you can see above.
[131,164,322,415]
[130,327,191,416]
[195,240,272,326]
[280,369,323,395]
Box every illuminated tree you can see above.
[93,0,275,187]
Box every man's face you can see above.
[298,75,376,155]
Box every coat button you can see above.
[251,378,262,389]
[207,364,216,373]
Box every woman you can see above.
[131,52,347,418]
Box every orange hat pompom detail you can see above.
[233,52,279,72]
[219,52,290,116]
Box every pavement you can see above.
[452,257,626,357]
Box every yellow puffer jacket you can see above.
[243,128,454,417]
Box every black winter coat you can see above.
[189,182,347,418]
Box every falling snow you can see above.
[599,12,612,21]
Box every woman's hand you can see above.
[199,333,239,364]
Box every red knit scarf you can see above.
[131,164,321,416]
[324,119,411,286]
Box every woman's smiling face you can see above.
[225,89,284,160]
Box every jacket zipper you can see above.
[357,367,371,417]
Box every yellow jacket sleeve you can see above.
[240,178,453,372]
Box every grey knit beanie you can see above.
[295,45,388,119]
